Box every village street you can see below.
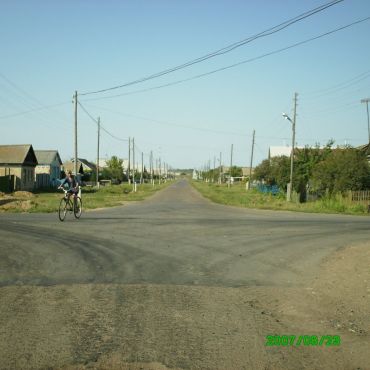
[0,180,369,370]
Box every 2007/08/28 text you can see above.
[265,335,341,346]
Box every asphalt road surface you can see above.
[1,180,369,370]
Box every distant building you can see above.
[0,144,38,191]
[268,146,292,159]
[34,150,63,188]
[63,158,96,175]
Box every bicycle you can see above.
[58,188,82,221]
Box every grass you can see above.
[191,180,369,215]
[0,181,172,213]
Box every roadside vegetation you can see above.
[194,143,370,215]
[191,181,369,215]
[0,182,171,213]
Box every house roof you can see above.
[34,150,62,165]
[0,144,38,166]
[63,161,84,174]
[71,158,96,170]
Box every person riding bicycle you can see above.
[58,170,80,199]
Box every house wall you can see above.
[35,159,61,187]
[0,165,35,191]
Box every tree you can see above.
[253,141,335,195]
[311,147,370,195]
[103,156,124,182]
[230,166,243,177]
[253,157,290,188]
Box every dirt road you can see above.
[0,180,369,369]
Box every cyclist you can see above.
[58,170,80,200]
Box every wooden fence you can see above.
[0,175,15,192]
[348,190,370,204]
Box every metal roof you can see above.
[0,144,38,165]
[34,150,62,165]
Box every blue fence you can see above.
[256,184,280,195]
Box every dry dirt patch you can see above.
[0,243,369,370]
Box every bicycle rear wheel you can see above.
[58,198,68,221]
[74,197,82,219]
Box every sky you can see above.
[1,0,370,170]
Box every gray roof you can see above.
[0,144,38,166]
[71,158,96,170]
[34,150,62,165]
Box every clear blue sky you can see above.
[1,0,370,169]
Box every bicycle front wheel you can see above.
[74,197,82,219]
[58,198,68,221]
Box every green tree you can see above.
[230,166,243,177]
[253,157,290,188]
[253,141,335,196]
[104,156,124,181]
[312,147,370,195]
[253,159,273,184]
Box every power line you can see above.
[77,101,128,142]
[0,101,70,120]
[82,102,298,141]
[302,70,370,99]
[81,16,370,103]
[0,73,72,128]
[79,0,344,96]
[82,103,249,136]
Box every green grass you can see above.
[191,181,369,215]
[0,182,172,213]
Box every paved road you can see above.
[1,180,369,288]
[1,180,370,370]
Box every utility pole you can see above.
[140,152,144,184]
[96,117,100,188]
[213,156,216,183]
[159,157,162,184]
[361,98,370,143]
[288,92,298,202]
[229,144,233,187]
[132,137,135,187]
[155,158,158,184]
[219,152,222,184]
[128,137,131,184]
[73,91,78,177]
[248,129,255,190]
[149,150,153,186]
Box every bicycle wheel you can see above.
[74,197,82,219]
[58,198,68,221]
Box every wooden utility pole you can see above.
[73,91,78,177]
[248,129,255,190]
[228,144,233,187]
[361,98,370,143]
[150,150,154,186]
[156,158,159,184]
[288,93,298,201]
[219,152,222,184]
[128,137,131,184]
[96,117,100,188]
[132,137,135,186]
[140,152,144,184]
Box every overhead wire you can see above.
[0,73,72,130]
[79,0,344,96]
[302,70,370,98]
[80,16,370,103]
[77,101,128,142]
